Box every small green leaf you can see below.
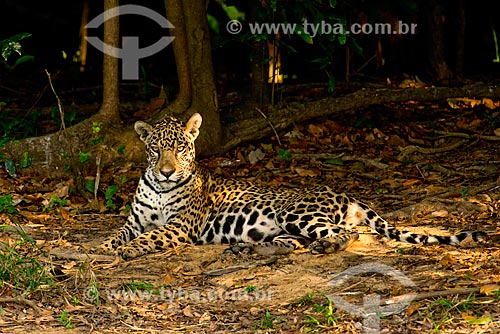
[117,145,125,155]
[19,152,32,169]
[84,180,95,193]
[105,185,118,200]
[4,158,16,177]
[224,5,245,21]
[277,149,292,160]
[207,14,220,33]
[14,55,34,67]
[465,316,492,325]
[324,158,343,165]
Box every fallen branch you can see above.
[384,287,480,306]
[293,153,389,170]
[49,251,117,262]
[397,139,468,161]
[434,130,500,141]
[0,297,41,313]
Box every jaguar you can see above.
[100,113,486,259]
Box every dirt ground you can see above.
[1,101,500,333]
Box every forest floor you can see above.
[1,99,500,333]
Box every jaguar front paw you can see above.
[117,245,147,260]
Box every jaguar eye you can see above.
[150,147,160,156]
[177,145,185,152]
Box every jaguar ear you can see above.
[134,121,153,142]
[185,113,202,140]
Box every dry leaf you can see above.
[404,302,421,317]
[248,149,265,165]
[183,305,194,317]
[294,167,320,177]
[439,253,456,266]
[431,210,448,218]
[402,179,421,187]
[480,284,500,296]
[494,128,500,137]
[307,124,324,137]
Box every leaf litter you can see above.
[0,101,500,333]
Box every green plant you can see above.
[59,311,73,329]
[117,145,126,155]
[19,152,33,169]
[78,151,91,165]
[125,281,156,293]
[257,310,274,329]
[50,105,76,128]
[277,149,292,160]
[0,33,33,70]
[306,296,338,329]
[245,285,257,293]
[0,224,53,294]
[105,184,118,210]
[0,194,16,214]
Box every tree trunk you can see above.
[454,0,465,78]
[423,0,454,83]
[159,0,221,156]
[100,0,120,120]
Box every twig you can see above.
[0,297,41,313]
[434,130,500,141]
[94,150,102,200]
[384,287,480,306]
[293,153,389,170]
[44,69,66,132]
[256,108,281,145]
[49,251,117,262]
[398,139,468,161]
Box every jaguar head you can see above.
[134,113,202,186]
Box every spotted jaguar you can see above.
[99,113,486,259]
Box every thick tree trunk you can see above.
[423,0,454,83]
[100,0,120,120]
[159,0,221,156]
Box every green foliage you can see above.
[92,121,101,134]
[3,158,16,177]
[257,310,274,329]
[277,149,292,160]
[105,184,118,210]
[117,145,126,155]
[50,196,68,207]
[59,311,73,329]
[0,108,43,144]
[78,152,91,165]
[50,105,76,128]
[245,285,257,293]
[306,296,338,329]
[43,196,67,212]
[0,33,34,70]
[0,224,54,295]
[0,194,17,214]
[19,152,33,169]
[84,179,95,194]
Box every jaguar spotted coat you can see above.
[100,113,485,259]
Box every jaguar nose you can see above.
[160,169,174,179]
